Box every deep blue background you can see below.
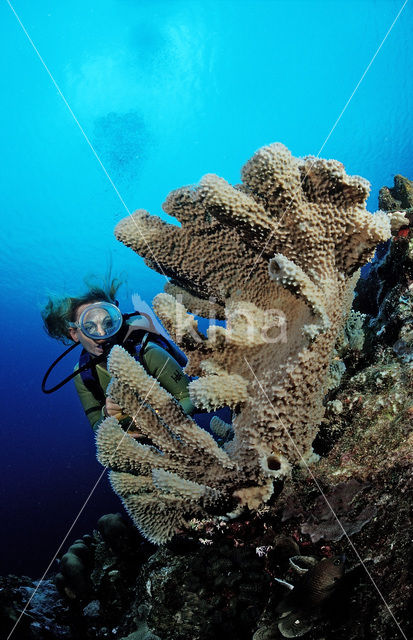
[0,0,412,576]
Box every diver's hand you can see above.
[105,397,123,417]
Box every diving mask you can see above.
[69,302,123,340]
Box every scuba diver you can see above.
[41,278,231,437]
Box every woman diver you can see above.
[41,277,199,436]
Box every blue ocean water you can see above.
[0,0,411,577]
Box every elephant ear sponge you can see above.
[97,143,392,543]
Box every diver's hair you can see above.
[41,275,123,345]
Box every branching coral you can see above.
[96,143,394,543]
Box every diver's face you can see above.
[68,303,109,356]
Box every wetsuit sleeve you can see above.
[73,365,105,432]
[141,342,195,414]
[73,364,140,434]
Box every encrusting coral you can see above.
[96,143,399,544]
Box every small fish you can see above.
[275,555,346,638]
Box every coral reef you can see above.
[0,575,73,640]
[354,174,412,321]
[3,170,411,640]
[96,143,396,543]
[0,514,156,640]
[134,542,270,640]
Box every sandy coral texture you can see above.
[96,143,393,543]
